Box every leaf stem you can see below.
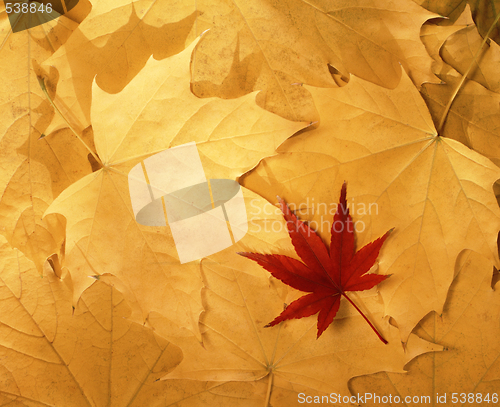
[437,10,500,134]
[264,371,274,407]
[37,76,103,166]
[342,293,387,344]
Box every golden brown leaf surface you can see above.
[422,71,500,167]
[413,0,467,22]
[0,235,183,406]
[192,0,438,122]
[416,0,500,44]
[350,251,500,404]
[441,22,500,93]
[419,6,500,166]
[43,39,305,340]
[41,0,199,137]
[242,70,500,343]
[0,3,90,271]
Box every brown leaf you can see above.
[0,235,183,406]
[242,70,500,342]
[192,0,438,122]
[43,39,305,340]
[40,0,199,137]
[441,11,500,93]
[350,250,500,405]
[413,0,466,22]
[421,70,500,166]
[0,2,90,270]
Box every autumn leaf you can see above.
[416,0,500,46]
[418,6,500,165]
[421,70,500,167]
[0,2,90,271]
[413,0,467,22]
[0,235,183,406]
[43,39,305,340]
[440,17,500,94]
[239,183,392,342]
[351,250,500,404]
[40,0,199,137]
[191,0,438,122]
[242,69,500,343]
[466,0,500,46]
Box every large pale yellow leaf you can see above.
[153,192,440,406]
[44,39,305,340]
[41,0,199,136]
[242,70,500,343]
[0,2,90,271]
[0,235,182,407]
[192,0,438,122]
[350,251,500,404]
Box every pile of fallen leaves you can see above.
[1,0,499,405]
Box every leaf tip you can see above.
[339,181,348,207]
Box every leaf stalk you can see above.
[264,370,274,407]
[437,10,500,134]
[342,293,388,344]
[37,76,103,166]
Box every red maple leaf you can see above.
[239,182,392,343]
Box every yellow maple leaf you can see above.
[422,70,500,167]
[0,2,88,271]
[40,0,199,136]
[419,6,500,165]
[440,18,500,94]
[43,39,305,340]
[242,70,500,343]
[0,235,183,406]
[351,250,500,404]
[1,1,500,405]
[191,0,438,121]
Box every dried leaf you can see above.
[0,2,88,269]
[441,23,500,93]
[0,235,183,406]
[421,70,500,166]
[242,70,500,342]
[43,39,305,340]
[351,251,500,404]
[192,0,438,122]
[240,183,392,341]
[41,0,199,136]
